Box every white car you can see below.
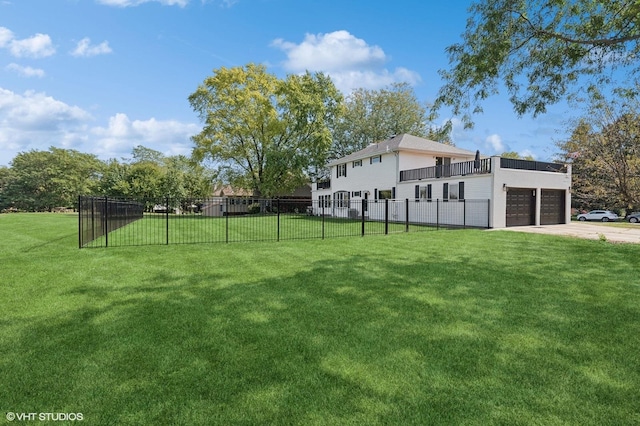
[577,210,619,222]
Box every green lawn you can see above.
[2,213,640,425]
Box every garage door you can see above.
[506,188,535,227]
[540,189,566,225]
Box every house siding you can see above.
[312,136,571,229]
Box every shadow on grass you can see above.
[2,250,639,425]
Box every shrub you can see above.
[247,203,261,214]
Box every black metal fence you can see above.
[78,196,490,248]
[78,196,144,248]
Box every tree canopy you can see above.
[434,0,640,127]
[2,148,103,211]
[500,151,535,160]
[0,146,215,212]
[557,90,640,212]
[330,83,452,159]
[189,63,343,197]
[98,147,215,208]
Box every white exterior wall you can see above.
[312,154,571,229]
[331,151,397,194]
[395,174,493,227]
[490,157,572,228]
[313,151,398,217]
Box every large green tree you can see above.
[557,92,640,212]
[4,148,103,211]
[188,63,343,197]
[330,83,452,159]
[434,0,640,127]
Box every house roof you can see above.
[212,185,253,197]
[327,134,476,167]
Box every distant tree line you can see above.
[0,146,215,212]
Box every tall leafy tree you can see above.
[5,148,103,211]
[131,145,166,165]
[189,63,343,197]
[557,91,640,212]
[161,155,215,206]
[434,0,640,127]
[330,83,452,159]
[97,159,132,198]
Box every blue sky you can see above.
[0,0,574,167]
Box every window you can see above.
[449,183,459,200]
[352,191,362,197]
[319,195,331,208]
[370,155,381,164]
[443,183,449,201]
[417,184,432,201]
[378,189,392,200]
[352,159,362,167]
[449,182,465,201]
[333,191,350,208]
[337,163,347,178]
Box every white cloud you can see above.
[0,27,13,47]
[9,33,55,58]
[96,0,189,6]
[71,38,113,57]
[485,134,504,153]
[272,30,386,72]
[0,87,200,165]
[0,27,55,58]
[0,88,91,132]
[90,113,200,159]
[5,63,45,78]
[0,88,91,162]
[519,149,537,160]
[271,30,421,93]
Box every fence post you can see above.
[91,198,95,245]
[165,196,169,245]
[322,202,325,240]
[361,199,366,236]
[385,199,389,235]
[277,198,281,242]
[225,198,229,243]
[104,196,109,248]
[463,199,466,229]
[405,198,409,232]
[436,199,440,231]
[78,195,82,248]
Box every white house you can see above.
[312,134,572,228]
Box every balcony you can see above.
[399,158,492,182]
[399,157,568,183]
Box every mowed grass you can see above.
[2,213,640,425]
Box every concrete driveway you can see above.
[493,222,640,244]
